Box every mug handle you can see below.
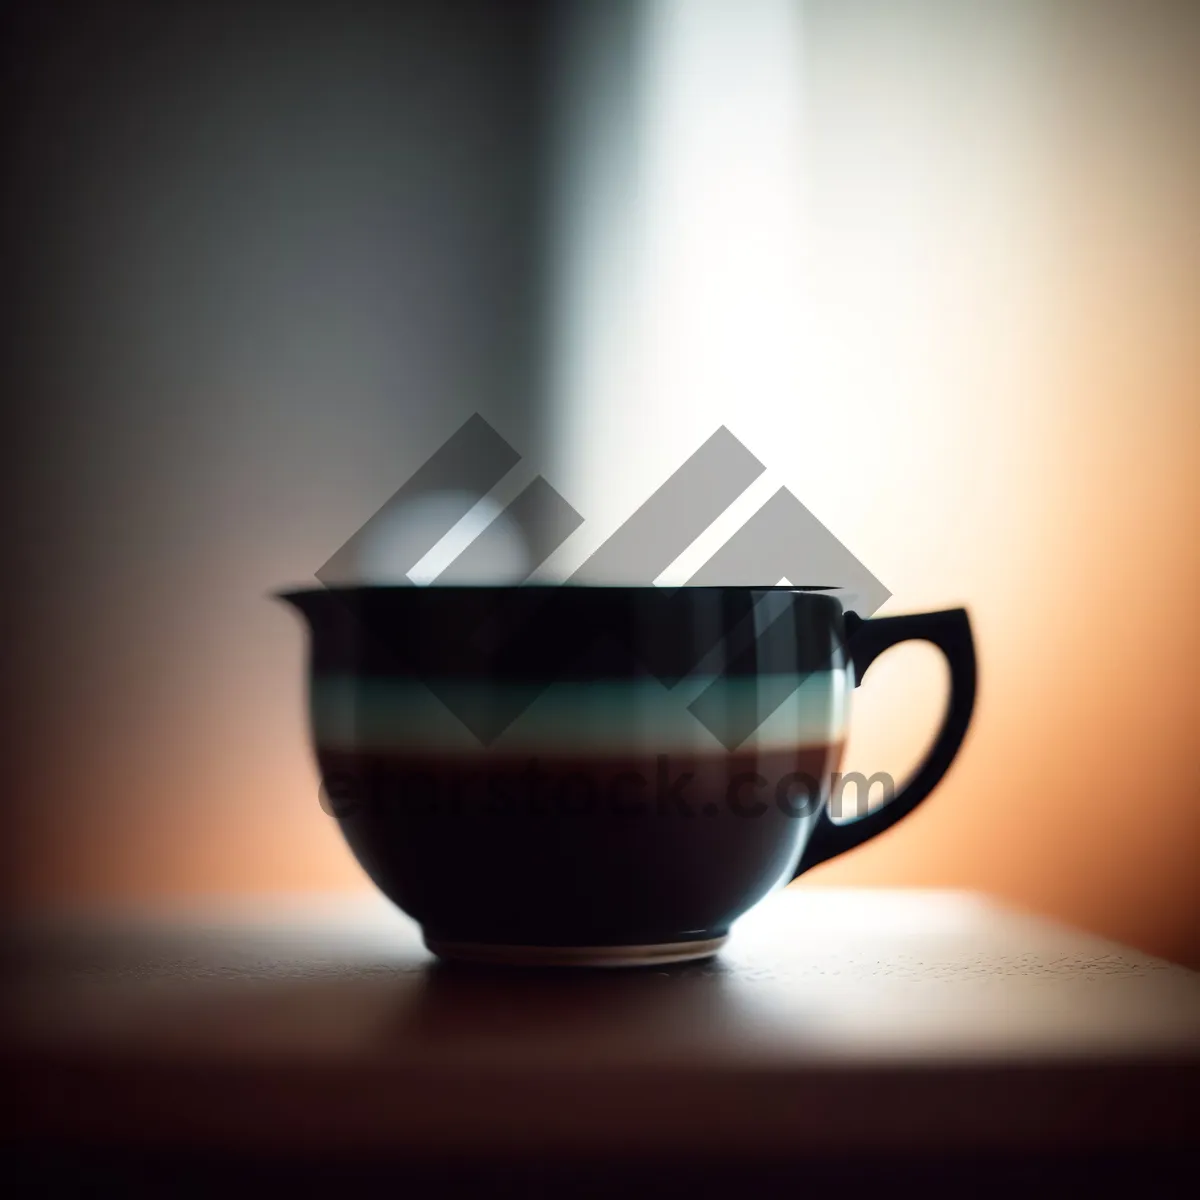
[792,607,977,877]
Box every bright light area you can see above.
[542,0,810,582]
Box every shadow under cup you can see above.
[280,586,976,966]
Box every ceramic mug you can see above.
[280,585,975,966]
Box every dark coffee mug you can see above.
[279,586,975,966]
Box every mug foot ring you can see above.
[423,935,727,968]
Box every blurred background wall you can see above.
[3,0,1197,965]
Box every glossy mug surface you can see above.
[280,586,975,966]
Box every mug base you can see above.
[423,934,728,968]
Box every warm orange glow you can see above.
[800,0,1200,968]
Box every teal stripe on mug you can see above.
[311,671,850,754]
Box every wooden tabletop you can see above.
[5,888,1199,1173]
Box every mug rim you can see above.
[274,583,846,601]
